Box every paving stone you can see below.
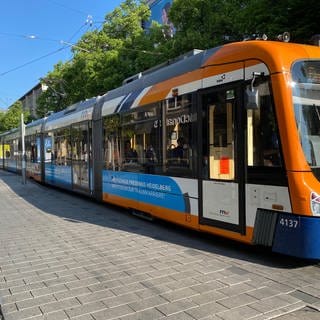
[140,275,176,288]
[44,275,79,288]
[155,298,198,316]
[274,306,320,320]
[191,281,225,294]
[77,289,114,304]
[102,292,141,308]
[110,282,146,296]
[31,285,69,299]
[191,290,227,306]
[0,291,33,304]
[166,278,200,290]
[217,293,258,309]
[249,295,299,314]
[266,281,295,294]
[216,305,261,320]
[0,302,17,314]
[3,306,42,320]
[217,282,255,297]
[186,301,228,319]
[16,295,57,311]
[40,297,81,314]
[91,304,134,320]
[10,282,46,294]
[1,171,320,320]
[289,290,320,304]
[160,287,199,302]
[64,300,106,318]
[249,302,306,320]
[227,266,250,275]
[246,286,280,300]
[128,295,168,312]
[120,307,165,320]
[164,311,195,320]
[36,310,69,320]
[135,285,172,299]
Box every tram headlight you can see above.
[311,192,320,215]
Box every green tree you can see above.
[36,0,320,118]
[281,0,319,43]
[0,111,5,133]
[0,101,30,133]
[235,0,320,42]
[169,0,320,47]
[168,0,247,54]
[36,0,158,115]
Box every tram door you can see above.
[72,122,91,193]
[199,86,245,234]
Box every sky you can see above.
[0,0,123,110]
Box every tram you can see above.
[1,39,320,259]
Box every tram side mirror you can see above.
[245,87,259,109]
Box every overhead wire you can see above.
[0,1,107,107]
[0,17,95,77]
[66,23,87,42]
[0,0,104,77]
[43,0,106,26]
[0,47,65,77]
[42,0,90,17]
[0,96,10,107]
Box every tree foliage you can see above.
[0,101,30,133]
[35,0,320,118]
[36,0,164,117]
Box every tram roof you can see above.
[22,40,320,133]
[44,96,100,131]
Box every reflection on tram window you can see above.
[103,103,162,174]
[166,94,195,178]
[247,81,282,168]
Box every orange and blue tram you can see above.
[1,39,320,259]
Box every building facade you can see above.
[19,83,47,119]
[146,0,174,36]
[147,0,173,24]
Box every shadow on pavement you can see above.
[0,170,315,270]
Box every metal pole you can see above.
[21,113,26,184]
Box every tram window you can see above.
[213,103,227,147]
[25,135,35,163]
[71,122,91,188]
[165,94,195,177]
[202,91,235,181]
[25,136,31,162]
[31,143,37,163]
[52,128,71,166]
[44,134,53,162]
[71,122,89,162]
[25,134,40,163]
[103,114,121,170]
[122,104,162,173]
[9,139,19,161]
[295,104,320,166]
[103,103,163,174]
[247,81,282,168]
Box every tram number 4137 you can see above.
[279,217,299,229]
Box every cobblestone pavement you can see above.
[1,170,320,320]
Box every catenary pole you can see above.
[21,113,26,184]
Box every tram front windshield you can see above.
[292,60,320,176]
